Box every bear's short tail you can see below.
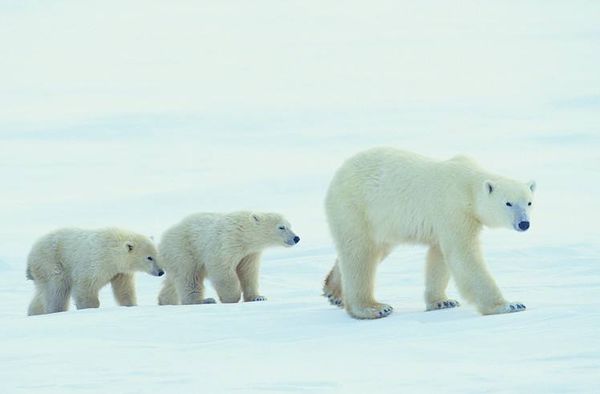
[26,266,33,280]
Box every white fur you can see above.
[157,211,299,305]
[26,228,161,316]
[323,147,535,319]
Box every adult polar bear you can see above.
[323,148,535,319]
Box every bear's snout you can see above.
[518,221,530,231]
[293,236,300,244]
[157,270,165,276]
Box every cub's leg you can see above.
[425,245,460,311]
[43,276,72,314]
[209,261,242,304]
[111,273,137,306]
[158,276,179,305]
[236,253,266,302]
[28,285,45,316]
[174,266,210,305]
[73,280,100,310]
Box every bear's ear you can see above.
[483,180,495,195]
[125,241,135,252]
[527,180,536,193]
[250,213,261,223]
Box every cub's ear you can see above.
[527,180,536,193]
[125,241,135,252]
[250,213,261,223]
[483,180,495,194]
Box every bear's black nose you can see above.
[518,221,530,231]
[293,236,300,244]
[158,270,165,276]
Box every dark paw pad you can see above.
[377,306,393,317]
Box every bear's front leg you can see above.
[111,273,137,306]
[236,253,266,302]
[441,236,525,315]
[210,266,242,303]
[73,281,100,309]
[424,245,460,311]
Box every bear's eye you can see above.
[506,202,512,207]
[147,256,154,261]
[278,226,285,230]
[528,202,532,206]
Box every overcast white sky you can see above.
[1,1,599,266]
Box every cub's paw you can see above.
[248,296,267,302]
[348,303,393,320]
[202,298,217,304]
[484,302,526,315]
[324,292,343,308]
[426,299,460,311]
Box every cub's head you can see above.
[250,213,300,248]
[124,236,164,276]
[475,179,536,232]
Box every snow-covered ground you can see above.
[1,2,599,393]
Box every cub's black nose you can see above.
[518,221,530,231]
[158,270,165,276]
[293,236,300,244]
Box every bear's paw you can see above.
[426,299,460,311]
[248,295,267,302]
[348,303,393,319]
[324,292,343,308]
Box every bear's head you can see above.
[249,212,300,248]
[475,178,536,232]
[123,236,164,276]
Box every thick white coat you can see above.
[158,211,299,305]
[323,147,536,319]
[27,228,161,315]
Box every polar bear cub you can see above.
[158,211,300,305]
[27,228,163,315]
[323,147,536,319]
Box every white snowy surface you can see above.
[1,2,599,393]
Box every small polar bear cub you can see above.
[323,147,536,319]
[158,211,300,305]
[27,228,163,316]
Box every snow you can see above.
[1,1,599,393]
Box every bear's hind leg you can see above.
[323,260,343,307]
[425,245,460,311]
[111,273,137,306]
[338,243,393,319]
[43,277,72,314]
[158,276,180,305]
[28,286,45,316]
[175,267,211,305]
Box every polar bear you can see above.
[158,211,300,305]
[323,147,536,319]
[27,228,163,316]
